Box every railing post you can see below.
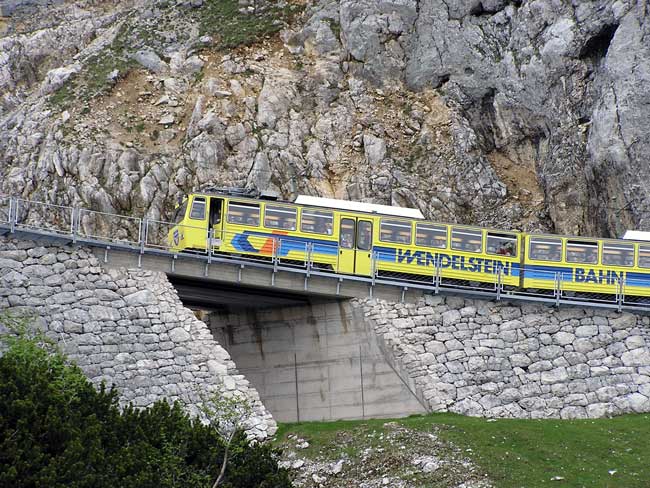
[9,197,16,233]
[138,218,147,268]
[554,272,561,308]
[496,267,502,301]
[371,250,377,287]
[272,237,278,274]
[434,257,441,294]
[617,277,625,312]
[306,242,312,277]
[205,229,213,277]
[71,207,79,244]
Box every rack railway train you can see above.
[168,189,650,302]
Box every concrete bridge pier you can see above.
[207,301,427,423]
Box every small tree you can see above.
[197,389,253,488]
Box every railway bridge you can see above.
[1,196,650,424]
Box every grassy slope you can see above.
[276,413,650,488]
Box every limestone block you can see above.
[124,290,157,307]
[610,313,637,330]
[425,340,447,355]
[575,325,598,337]
[442,309,461,326]
[554,331,575,346]
[89,305,122,321]
[540,367,568,384]
[625,335,646,350]
[560,406,587,419]
[621,348,650,367]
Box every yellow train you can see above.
[168,189,650,300]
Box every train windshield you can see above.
[173,199,188,223]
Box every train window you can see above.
[487,232,517,257]
[451,227,482,253]
[639,245,650,268]
[529,237,562,261]
[340,218,355,249]
[566,240,598,264]
[380,219,412,244]
[173,199,188,223]
[301,209,333,235]
[357,221,372,251]
[602,242,634,267]
[416,224,447,248]
[189,197,206,220]
[264,205,297,231]
[227,202,260,226]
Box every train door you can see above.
[337,215,373,276]
[208,197,224,248]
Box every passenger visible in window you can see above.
[497,242,514,256]
[325,222,333,235]
[585,247,597,263]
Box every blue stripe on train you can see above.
[231,231,338,256]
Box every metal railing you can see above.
[0,194,647,312]
[14,198,74,235]
[0,196,10,225]
[77,208,142,246]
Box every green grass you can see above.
[196,0,303,49]
[49,20,137,108]
[276,413,650,488]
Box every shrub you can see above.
[0,315,290,487]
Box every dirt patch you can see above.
[278,421,492,488]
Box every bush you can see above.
[0,316,291,488]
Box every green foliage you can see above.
[50,21,137,109]
[196,0,303,49]
[0,314,291,488]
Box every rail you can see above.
[0,195,647,313]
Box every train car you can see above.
[371,220,522,288]
[169,190,523,288]
[169,189,650,301]
[521,234,650,298]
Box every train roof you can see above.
[622,230,650,241]
[294,195,425,219]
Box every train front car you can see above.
[168,193,218,253]
[521,235,650,300]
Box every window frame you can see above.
[638,244,650,269]
[357,220,373,251]
[226,201,261,227]
[486,231,518,257]
[450,227,483,253]
[189,196,206,220]
[415,223,448,249]
[300,208,334,236]
[264,204,298,231]
[528,236,563,262]
[602,241,634,267]
[173,199,189,223]
[379,218,413,245]
[339,218,355,249]
[565,239,599,265]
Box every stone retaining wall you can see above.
[0,237,275,439]
[356,295,650,419]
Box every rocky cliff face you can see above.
[1,0,648,237]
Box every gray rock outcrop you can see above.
[1,0,649,247]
